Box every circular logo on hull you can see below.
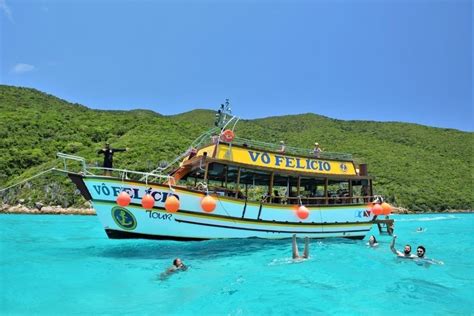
[111,206,137,230]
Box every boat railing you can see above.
[57,152,87,173]
[142,126,222,178]
[224,137,353,161]
[56,152,176,187]
[202,184,373,205]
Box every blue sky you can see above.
[1,0,472,131]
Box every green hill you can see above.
[0,85,472,211]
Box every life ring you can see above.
[220,129,235,142]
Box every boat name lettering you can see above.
[247,151,331,171]
[92,184,179,202]
[147,210,173,221]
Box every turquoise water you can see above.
[1,214,473,315]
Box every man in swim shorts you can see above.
[390,235,416,258]
[292,234,309,260]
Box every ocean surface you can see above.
[1,213,473,315]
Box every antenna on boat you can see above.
[214,99,232,129]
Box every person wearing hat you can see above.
[313,142,322,158]
[278,140,286,153]
[97,142,128,176]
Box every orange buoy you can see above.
[220,129,235,142]
[141,194,155,209]
[116,191,131,207]
[296,205,309,220]
[165,195,180,213]
[381,202,392,215]
[371,204,383,215]
[201,195,216,212]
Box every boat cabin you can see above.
[172,141,373,206]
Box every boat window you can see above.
[238,168,271,202]
[327,180,350,204]
[298,177,326,205]
[351,179,370,203]
[272,174,298,204]
[207,163,241,197]
[180,169,205,190]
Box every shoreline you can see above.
[0,204,471,216]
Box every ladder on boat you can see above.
[373,218,395,235]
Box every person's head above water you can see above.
[369,235,378,244]
[404,244,412,255]
[416,246,426,258]
[173,258,183,267]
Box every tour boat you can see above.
[64,103,386,240]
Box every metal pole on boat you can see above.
[324,178,329,205]
[269,172,274,203]
[235,167,241,198]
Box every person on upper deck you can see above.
[97,142,128,176]
[279,141,286,154]
[313,142,322,158]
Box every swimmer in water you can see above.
[168,258,187,272]
[160,258,187,280]
[367,235,379,247]
[390,235,416,259]
[416,245,426,258]
[292,234,309,260]
[413,245,444,265]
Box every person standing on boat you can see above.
[390,235,416,258]
[279,141,286,153]
[97,142,128,176]
[313,142,322,158]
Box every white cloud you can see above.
[11,63,36,74]
[0,0,13,22]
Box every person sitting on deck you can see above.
[292,234,309,260]
[390,235,416,259]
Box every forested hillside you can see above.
[0,85,472,211]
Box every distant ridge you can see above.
[0,85,472,211]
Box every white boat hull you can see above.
[81,176,374,240]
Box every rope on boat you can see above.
[0,168,57,193]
